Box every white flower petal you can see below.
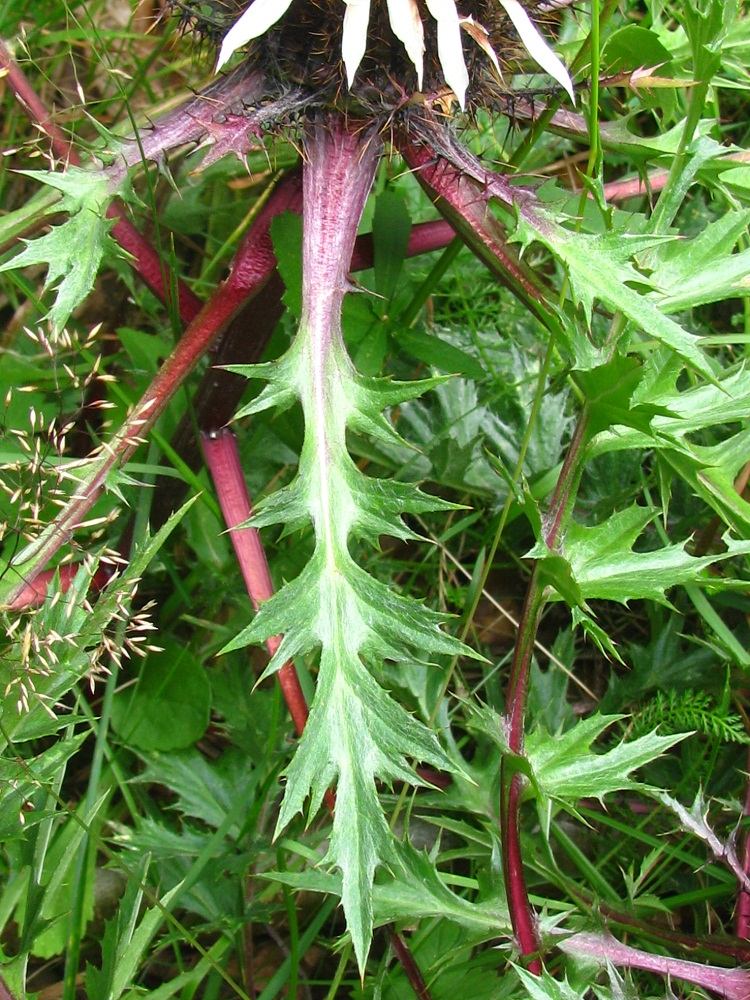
[425,0,469,109]
[216,0,295,72]
[498,0,575,103]
[342,0,371,88]
[386,0,425,89]
[460,16,502,78]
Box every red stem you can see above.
[397,130,545,309]
[500,411,590,969]
[389,932,432,999]
[9,202,450,608]
[201,428,309,738]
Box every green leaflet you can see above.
[525,714,688,807]
[0,167,118,331]
[528,503,750,606]
[471,707,688,813]
[512,212,717,380]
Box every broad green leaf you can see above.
[0,167,118,330]
[270,211,303,318]
[601,25,672,73]
[396,326,486,380]
[110,640,211,751]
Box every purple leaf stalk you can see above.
[559,931,750,1000]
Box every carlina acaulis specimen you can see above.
[169,0,575,115]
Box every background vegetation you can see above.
[1,0,750,997]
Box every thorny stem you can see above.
[559,931,750,1000]
[501,410,589,970]
[1,171,302,609]
[0,39,204,323]
[396,121,547,311]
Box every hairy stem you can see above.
[559,931,750,1000]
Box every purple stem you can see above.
[735,746,750,940]
[201,428,309,739]
[559,931,750,1000]
[299,107,433,1000]
[0,978,17,1000]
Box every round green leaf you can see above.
[111,641,210,751]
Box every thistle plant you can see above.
[2,0,750,996]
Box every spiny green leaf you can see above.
[648,210,750,312]
[530,504,750,606]
[513,213,716,379]
[0,167,118,330]
[515,966,584,1000]
[224,180,477,967]
[134,748,252,832]
[525,714,688,807]
[84,856,150,1000]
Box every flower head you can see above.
[213,0,574,110]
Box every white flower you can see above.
[216,0,575,108]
